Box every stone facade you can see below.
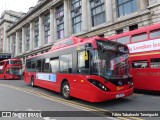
[0,10,24,53]
[3,0,160,63]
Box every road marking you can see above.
[0,83,144,120]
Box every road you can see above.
[0,80,159,120]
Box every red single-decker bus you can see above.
[24,36,133,102]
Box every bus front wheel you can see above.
[61,81,71,100]
[31,77,35,87]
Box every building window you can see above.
[26,25,30,51]
[19,31,22,54]
[34,19,39,48]
[129,24,138,31]
[44,12,50,44]
[117,0,138,17]
[116,29,123,34]
[71,0,82,34]
[90,0,106,27]
[56,5,64,39]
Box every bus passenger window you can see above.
[60,54,72,73]
[31,61,36,72]
[151,58,160,68]
[26,61,31,71]
[131,33,148,43]
[43,58,51,73]
[150,29,160,39]
[50,58,59,73]
[36,60,42,72]
[117,36,130,44]
[132,60,148,68]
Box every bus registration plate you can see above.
[116,93,125,98]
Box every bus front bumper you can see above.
[89,87,134,102]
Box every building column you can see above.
[39,15,44,47]
[82,0,89,32]
[140,0,149,10]
[50,8,56,43]
[22,27,26,53]
[30,22,34,50]
[105,0,113,23]
[6,37,9,53]
[9,36,13,54]
[64,0,71,38]
[15,31,20,56]
[3,25,7,53]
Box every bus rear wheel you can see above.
[61,81,71,100]
[31,77,35,87]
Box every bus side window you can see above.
[77,51,90,74]
[36,60,42,72]
[151,58,160,68]
[42,58,51,73]
[26,61,31,71]
[60,54,72,73]
[150,29,160,39]
[31,61,36,72]
[50,58,59,73]
[132,60,149,68]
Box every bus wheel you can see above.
[61,81,71,100]
[31,77,35,87]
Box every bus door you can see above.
[0,62,5,79]
[0,69,4,79]
[74,50,90,98]
[25,61,36,83]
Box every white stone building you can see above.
[4,0,160,63]
[0,10,24,53]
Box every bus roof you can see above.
[2,58,21,62]
[27,36,109,59]
[108,23,160,40]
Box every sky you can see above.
[0,0,38,15]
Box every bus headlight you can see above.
[88,79,109,91]
[128,81,134,88]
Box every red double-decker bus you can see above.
[108,23,160,91]
[24,36,133,102]
[0,58,23,80]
